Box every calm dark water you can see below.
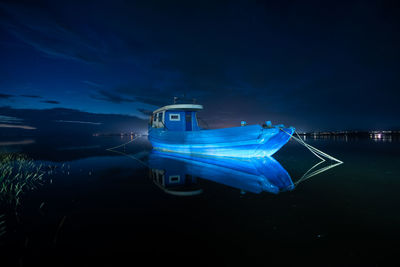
[0,135,399,266]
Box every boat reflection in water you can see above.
[148,150,294,196]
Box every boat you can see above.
[148,101,294,158]
[148,150,294,195]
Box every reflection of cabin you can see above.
[149,168,203,196]
[150,104,203,131]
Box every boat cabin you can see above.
[150,104,203,131]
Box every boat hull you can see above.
[148,125,294,158]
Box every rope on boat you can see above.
[294,161,343,186]
[280,127,343,186]
[280,128,343,164]
[106,136,138,151]
[106,136,150,168]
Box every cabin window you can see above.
[169,113,180,121]
[153,114,157,122]
[169,175,180,183]
[157,113,162,121]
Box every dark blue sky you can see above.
[0,0,399,133]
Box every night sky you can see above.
[0,0,399,134]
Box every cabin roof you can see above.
[153,104,203,114]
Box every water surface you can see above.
[0,135,399,266]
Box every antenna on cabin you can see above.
[173,96,178,104]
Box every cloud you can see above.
[90,86,171,107]
[90,89,135,104]
[0,93,14,98]
[0,106,148,136]
[55,120,102,125]
[82,80,103,88]
[0,115,23,123]
[0,123,36,130]
[20,94,42,98]
[0,139,35,146]
[131,95,169,107]
[112,86,177,106]
[137,108,153,116]
[41,100,60,104]
[0,2,104,64]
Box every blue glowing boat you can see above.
[148,103,294,158]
